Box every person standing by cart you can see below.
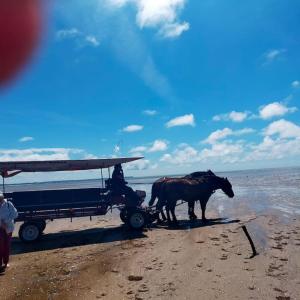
[0,192,18,272]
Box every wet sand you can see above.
[1,208,300,300]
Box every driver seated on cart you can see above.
[111,164,140,207]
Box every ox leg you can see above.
[156,198,167,222]
[166,204,172,225]
[188,201,197,221]
[170,204,178,226]
[160,208,167,221]
[200,200,208,222]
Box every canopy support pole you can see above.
[2,175,5,194]
[100,168,104,189]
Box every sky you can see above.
[1,0,300,183]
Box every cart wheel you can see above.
[36,220,46,232]
[19,222,42,242]
[120,210,128,223]
[128,210,146,230]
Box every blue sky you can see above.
[1,0,300,182]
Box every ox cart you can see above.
[0,157,157,242]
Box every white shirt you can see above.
[0,199,18,234]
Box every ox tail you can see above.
[148,183,158,206]
[157,182,167,210]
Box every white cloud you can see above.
[56,28,100,47]
[199,142,244,163]
[166,114,195,128]
[84,153,99,159]
[125,158,151,170]
[229,111,248,122]
[143,109,157,116]
[263,119,300,139]
[161,119,300,167]
[122,125,144,132]
[161,145,198,165]
[259,102,297,120]
[19,136,34,143]
[160,141,244,165]
[85,35,100,47]
[129,140,168,153]
[56,28,81,40]
[213,111,249,122]
[246,136,300,162]
[57,2,175,102]
[107,0,189,39]
[158,22,189,39]
[264,49,286,64]
[205,128,233,144]
[129,146,147,153]
[0,148,82,162]
[204,128,255,144]
[292,80,300,88]
[148,140,168,152]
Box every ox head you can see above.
[220,177,234,198]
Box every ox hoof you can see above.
[189,214,198,221]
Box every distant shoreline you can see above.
[3,165,300,186]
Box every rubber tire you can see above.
[127,210,146,230]
[19,222,42,243]
[36,220,46,232]
[120,210,128,223]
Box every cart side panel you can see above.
[5,188,106,211]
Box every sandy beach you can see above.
[1,0,300,298]
[1,206,299,300]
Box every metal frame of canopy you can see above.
[0,157,143,192]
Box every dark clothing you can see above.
[111,167,140,207]
[0,228,12,266]
[112,168,127,187]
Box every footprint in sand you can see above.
[220,233,229,238]
[128,275,143,281]
[138,284,149,292]
[273,287,287,293]
[219,254,228,260]
[244,267,254,271]
[279,258,288,262]
[271,245,283,250]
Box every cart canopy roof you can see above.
[0,157,143,177]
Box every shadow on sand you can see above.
[11,225,147,255]
[11,218,240,255]
[152,217,241,230]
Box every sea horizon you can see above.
[3,164,300,186]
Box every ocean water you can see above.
[3,167,300,220]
